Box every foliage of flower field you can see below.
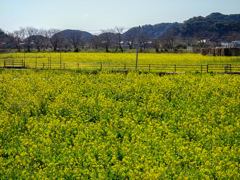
[0,69,239,179]
[1,52,240,65]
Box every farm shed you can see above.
[201,47,240,56]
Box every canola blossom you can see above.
[1,52,240,65]
[0,69,239,179]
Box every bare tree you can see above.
[34,30,42,52]
[115,27,124,52]
[24,27,37,52]
[68,31,82,52]
[49,29,64,52]
[79,37,86,50]
[33,29,47,52]
[140,33,151,51]
[91,36,101,49]
[9,28,26,52]
[40,29,51,50]
[152,38,161,53]
[98,29,115,52]
[160,32,175,50]
[7,32,18,51]
[181,37,195,47]
[62,35,71,52]
[0,29,10,50]
[124,28,137,49]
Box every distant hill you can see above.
[123,12,240,42]
[166,13,240,42]
[59,29,94,41]
[206,12,240,22]
[124,23,181,39]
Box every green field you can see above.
[0,69,240,179]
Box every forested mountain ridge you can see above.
[206,12,240,22]
[166,13,240,42]
[124,23,181,39]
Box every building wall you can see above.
[201,47,240,56]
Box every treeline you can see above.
[0,26,216,53]
[0,13,240,53]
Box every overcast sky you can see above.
[0,0,239,34]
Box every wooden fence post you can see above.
[4,60,6,67]
[43,63,44,69]
[201,65,202,73]
[207,65,209,73]
[149,64,151,72]
[35,57,37,69]
[175,65,176,72]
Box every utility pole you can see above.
[60,51,62,69]
[24,48,26,65]
[136,26,141,71]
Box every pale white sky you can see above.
[0,0,239,34]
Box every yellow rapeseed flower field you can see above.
[0,68,239,179]
[1,52,240,65]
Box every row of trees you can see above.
[2,27,151,53]
[0,26,218,53]
[4,27,74,52]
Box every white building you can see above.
[221,41,240,48]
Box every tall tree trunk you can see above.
[120,44,123,53]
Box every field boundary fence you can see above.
[1,59,240,73]
[1,60,25,68]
